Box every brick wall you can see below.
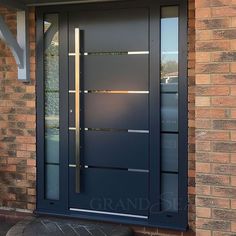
[0,6,36,212]
[195,0,236,235]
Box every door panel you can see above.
[69,8,149,52]
[69,131,149,169]
[83,55,149,91]
[84,94,149,129]
[69,168,149,215]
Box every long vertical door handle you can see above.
[75,28,81,193]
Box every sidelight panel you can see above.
[160,6,179,213]
[44,14,60,200]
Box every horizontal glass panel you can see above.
[161,83,178,93]
[161,6,179,92]
[45,164,59,200]
[161,93,178,132]
[161,173,178,212]
[45,129,59,164]
[45,92,59,117]
[161,133,178,172]
[45,117,59,129]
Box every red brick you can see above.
[196,207,211,218]
[196,8,211,18]
[212,6,236,17]
[196,63,229,74]
[196,131,229,141]
[196,109,229,118]
[196,162,211,173]
[197,196,230,209]
[196,229,211,236]
[196,97,211,106]
[196,41,230,52]
[196,85,230,96]
[211,97,236,107]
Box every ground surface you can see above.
[6,216,133,236]
[0,221,15,236]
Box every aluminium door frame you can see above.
[36,0,188,230]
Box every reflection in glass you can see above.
[161,6,178,90]
[44,14,59,200]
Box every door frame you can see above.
[36,0,188,230]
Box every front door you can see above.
[37,0,188,229]
[68,6,150,218]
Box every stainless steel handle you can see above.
[75,28,81,193]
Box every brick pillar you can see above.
[195,0,236,235]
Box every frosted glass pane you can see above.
[161,173,178,212]
[161,93,178,132]
[45,164,59,200]
[45,129,59,164]
[161,134,178,172]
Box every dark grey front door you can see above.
[37,0,188,229]
[68,6,150,218]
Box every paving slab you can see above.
[0,221,15,236]
[7,216,134,236]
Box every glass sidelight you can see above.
[44,14,60,200]
[160,6,179,212]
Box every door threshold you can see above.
[69,208,148,219]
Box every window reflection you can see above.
[161,6,178,89]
